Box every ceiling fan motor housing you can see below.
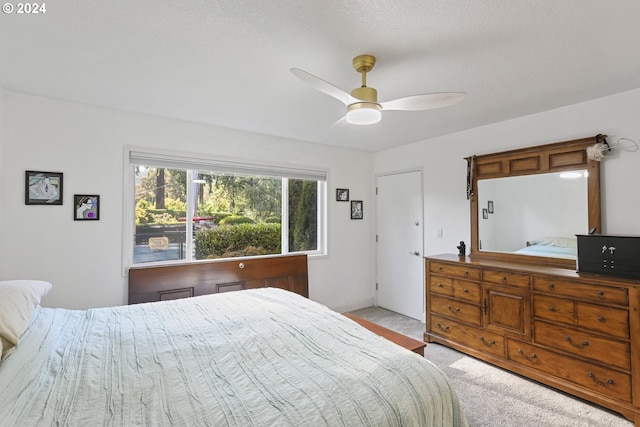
[347,87,382,124]
[348,85,381,124]
[351,86,377,102]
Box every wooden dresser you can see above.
[425,254,640,425]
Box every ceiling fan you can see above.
[291,54,464,126]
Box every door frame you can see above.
[374,167,425,318]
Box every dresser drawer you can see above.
[430,314,504,358]
[452,280,481,304]
[429,262,481,282]
[429,275,454,296]
[430,295,481,326]
[430,275,481,303]
[533,294,575,324]
[533,295,630,339]
[507,340,632,403]
[576,303,629,339]
[483,269,530,289]
[532,276,628,306]
[534,321,630,370]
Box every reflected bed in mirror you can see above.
[469,135,602,269]
[478,171,588,260]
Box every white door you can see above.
[376,170,424,320]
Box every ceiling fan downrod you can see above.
[350,54,378,103]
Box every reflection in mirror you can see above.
[478,171,588,260]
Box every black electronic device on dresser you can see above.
[577,235,640,279]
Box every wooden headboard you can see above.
[128,254,308,304]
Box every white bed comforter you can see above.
[0,288,468,426]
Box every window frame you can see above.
[122,146,328,274]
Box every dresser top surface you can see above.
[425,253,640,287]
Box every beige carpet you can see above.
[350,306,632,427]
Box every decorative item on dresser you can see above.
[424,254,640,425]
[428,135,640,425]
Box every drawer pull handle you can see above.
[597,291,605,299]
[548,306,556,312]
[480,336,496,346]
[587,372,614,387]
[502,276,507,282]
[463,288,469,293]
[548,283,555,291]
[517,349,537,361]
[464,271,469,276]
[565,336,589,349]
[437,266,443,271]
[437,283,444,287]
[436,322,450,332]
[238,262,245,269]
[597,316,605,322]
[447,305,461,314]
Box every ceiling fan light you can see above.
[346,103,382,125]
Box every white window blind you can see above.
[129,150,327,181]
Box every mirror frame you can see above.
[468,136,602,269]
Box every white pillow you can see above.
[529,236,577,248]
[0,280,52,361]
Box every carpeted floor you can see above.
[350,306,632,427]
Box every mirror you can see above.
[469,136,602,269]
[478,171,588,259]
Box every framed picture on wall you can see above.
[74,195,100,220]
[25,171,63,205]
[336,188,349,201]
[351,200,363,220]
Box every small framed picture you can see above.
[74,195,100,220]
[336,188,349,201]
[25,171,63,205]
[488,200,494,214]
[482,208,489,219]
[351,200,363,220]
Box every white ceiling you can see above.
[2,1,640,152]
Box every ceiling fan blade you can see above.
[291,68,357,106]
[380,92,465,111]
[331,116,349,128]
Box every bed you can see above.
[514,236,578,260]
[0,272,468,426]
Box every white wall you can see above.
[0,91,375,311]
[0,87,4,247]
[373,88,640,258]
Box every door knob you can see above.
[408,251,420,256]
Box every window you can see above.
[125,148,327,267]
